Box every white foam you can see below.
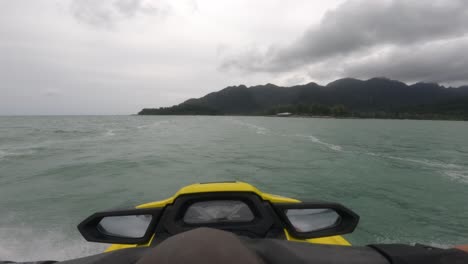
[365,152,467,183]
[389,156,462,169]
[307,136,343,151]
[366,152,462,169]
[255,127,268,135]
[0,149,36,160]
[277,134,344,151]
[375,237,451,249]
[0,226,106,262]
[444,171,468,184]
[103,129,115,137]
[230,120,463,174]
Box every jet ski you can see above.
[77,181,359,252]
[3,182,468,264]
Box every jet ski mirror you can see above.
[273,202,359,239]
[286,208,340,232]
[78,208,162,244]
[98,215,152,238]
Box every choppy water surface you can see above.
[1,116,467,261]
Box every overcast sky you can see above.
[1,0,468,115]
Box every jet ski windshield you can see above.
[183,200,254,224]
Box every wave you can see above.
[285,134,344,152]
[366,152,467,184]
[0,149,36,161]
[366,152,462,169]
[374,237,451,249]
[1,133,114,158]
[227,119,465,183]
[231,122,345,150]
[387,156,462,169]
[103,129,116,137]
[230,120,270,135]
[137,120,169,129]
[282,132,464,171]
[53,130,94,135]
[0,226,105,261]
[306,135,343,151]
[443,171,468,184]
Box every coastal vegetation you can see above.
[139,78,468,120]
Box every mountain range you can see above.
[138,77,468,120]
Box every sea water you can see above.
[1,116,467,261]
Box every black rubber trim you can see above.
[199,181,237,184]
[77,192,360,245]
[77,208,163,244]
[272,202,359,239]
[368,244,468,264]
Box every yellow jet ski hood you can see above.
[78,181,359,252]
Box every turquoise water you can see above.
[1,116,467,261]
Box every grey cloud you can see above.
[282,74,307,87]
[113,0,160,17]
[70,0,170,29]
[221,0,468,74]
[341,38,468,84]
[42,89,62,97]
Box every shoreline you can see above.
[265,115,468,121]
[136,114,468,122]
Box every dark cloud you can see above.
[221,0,468,84]
[70,0,170,29]
[342,38,468,84]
